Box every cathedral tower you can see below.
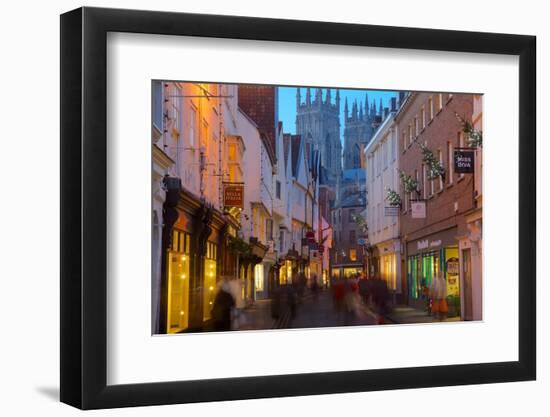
[343,93,386,170]
[296,88,342,185]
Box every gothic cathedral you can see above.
[343,94,384,170]
[296,88,385,184]
[296,88,342,186]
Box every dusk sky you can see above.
[278,86,399,142]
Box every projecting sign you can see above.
[411,200,426,219]
[454,149,475,174]
[223,183,244,209]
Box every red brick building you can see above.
[396,92,477,317]
[237,84,278,162]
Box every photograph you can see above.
[151,82,483,334]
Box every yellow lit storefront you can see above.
[343,267,362,278]
[380,253,397,291]
[167,229,191,333]
[279,259,294,285]
[322,270,329,286]
[254,263,264,292]
[203,241,218,321]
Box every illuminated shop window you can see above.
[255,264,264,292]
[167,230,190,333]
[203,241,218,321]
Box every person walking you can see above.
[211,278,236,331]
[430,271,448,321]
[311,274,320,302]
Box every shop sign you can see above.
[223,183,244,208]
[306,231,315,242]
[417,239,442,250]
[411,200,426,219]
[357,237,368,246]
[454,149,475,173]
[446,257,459,275]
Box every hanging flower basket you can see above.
[385,187,402,207]
[456,113,483,148]
[419,143,445,180]
[400,171,419,194]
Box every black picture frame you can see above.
[60,6,536,410]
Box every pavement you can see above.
[385,305,462,324]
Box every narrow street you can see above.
[239,289,380,331]
[236,289,460,331]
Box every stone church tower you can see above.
[343,94,384,170]
[295,88,342,185]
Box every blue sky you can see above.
[278,87,399,142]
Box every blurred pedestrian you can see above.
[311,274,320,302]
[226,278,245,329]
[421,277,431,314]
[286,284,297,320]
[358,274,370,304]
[369,274,389,324]
[271,285,283,320]
[430,271,448,321]
[332,277,345,320]
[211,278,236,331]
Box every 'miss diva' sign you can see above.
[454,149,475,173]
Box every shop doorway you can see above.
[167,230,191,333]
[462,248,473,320]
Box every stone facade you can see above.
[296,88,342,185]
[343,94,385,170]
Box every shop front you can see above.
[374,239,402,300]
[331,264,363,278]
[256,245,276,300]
[459,210,482,321]
[406,228,461,317]
[158,185,234,334]
[166,229,191,333]
[279,248,299,285]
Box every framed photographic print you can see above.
[60,6,536,410]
